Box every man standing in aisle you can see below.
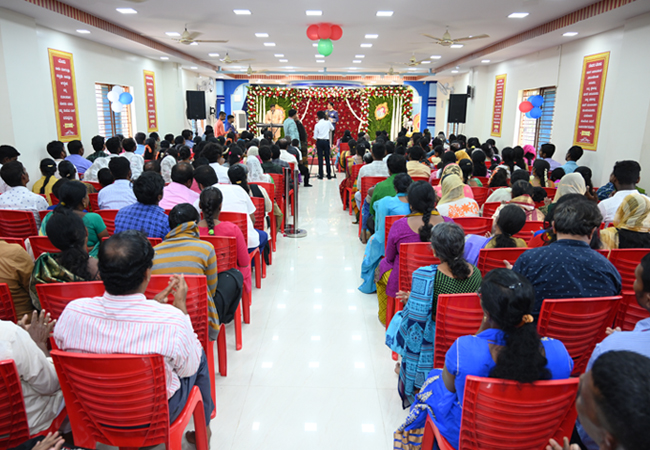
[215,112,227,137]
[224,114,238,138]
[314,110,334,180]
[294,111,309,164]
[283,109,300,144]
[326,102,338,145]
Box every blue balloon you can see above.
[529,107,542,119]
[119,92,133,105]
[525,111,533,119]
[529,95,544,107]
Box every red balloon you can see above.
[518,101,533,113]
[306,24,319,41]
[330,25,343,41]
[318,23,332,40]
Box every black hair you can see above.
[550,167,565,182]
[228,164,250,194]
[55,181,87,211]
[174,136,185,146]
[613,160,641,186]
[144,138,157,159]
[540,143,555,158]
[51,179,69,200]
[489,168,509,188]
[277,139,288,150]
[199,186,223,233]
[494,204,526,248]
[218,111,226,117]
[501,147,515,173]
[393,173,412,194]
[554,195,602,237]
[481,269,550,383]
[543,194,600,248]
[433,145,444,157]
[532,159,550,187]
[105,137,122,155]
[46,208,94,281]
[387,154,407,175]
[163,133,174,142]
[407,181,437,242]
[58,160,76,180]
[171,162,194,185]
[38,159,57,194]
[194,165,218,188]
[161,139,172,150]
[531,187,547,203]
[385,141,395,155]
[430,222,471,280]
[471,150,487,177]
[67,140,83,155]
[203,143,223,163]
[567,145,583,162]
[168,203,199,229]
[179,146,191,161]
[181,129,193,140]
[122,138,136,153]
[437,151,457,171]
[288,109,297,117]
[575,166,595,196]
[108,157,131,179]
[166,147,180,162]
[467,137,480,149]
[511,180,534,198]
[259,146,272,162]
[511,169,530,185]
[46,140,65,159]
[513,146,527,169]
[0,145,20,164]
[458,159,473,183]
[133,171,164,205]
[372,142,386,160]
[193,157,209,169]
[317,110,326,120]
[640,253,650,292]
[134,132,146,144]
[98,168,114,188]
[150,132,160,141]
[99,231,154,295]
[409,145,424,162]
[228,147,244,166]
[356,142,365,157]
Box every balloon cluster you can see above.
[306,23,343,57]
[518,95,544,119]
[107,85,133,113]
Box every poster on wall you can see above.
[490,74,507,137]
[143,70,158,132]
[47,49,80,142]
[573,51,610,151]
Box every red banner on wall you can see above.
[48,49,80,142]
[573,52,609,151]
[490,74,507,137]
[143,70,158,132]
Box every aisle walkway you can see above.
[213,177,405,450]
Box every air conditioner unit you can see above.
[233,110,247,131]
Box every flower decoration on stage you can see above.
[375,102,389,120]
[521,95,544,119]
[306,23,343,57]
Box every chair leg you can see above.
[207,342,216,418]
[234,303,242,351]
[270,214,277,252]
[262,254,267,279]
[242,287,251,324]
[386,296,395,330]
[217,326,227,377]
[255,252,262,289]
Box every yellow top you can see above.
[31,176,58,205]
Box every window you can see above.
[95,83,133,138]
[517,87,556,150]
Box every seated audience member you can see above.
[86,135,107,162]
[182,129,194,148]
[600,193,650,249]
[405,145,431,179]
[277,138,298,165]
[598,160,643,223]
[428,145,444,167]
[575,166,599,202]
[31,159,58,204]
[179,146,192,164]
[53,231,214,436]
[0,161,49,227]
[471,149,488,177]
[376,182,453,326]
[160,147,180,183]
[83,136,122,182]
[114,171,170,239]
[159,162,199,210]
[434,164,477,199]
[560,145,583,174]
[0,144,20,193]
[550,167,565,184]
[512,196,621,317]
[493,180,544,222]
[434,151,458,179]
[144,137,158,161]
[530,159,552,188]
[97,167,114,188]
[532,186,548,204]
[46,140,66,177]
[121,137,144,180]
[40,181,108,257]
[64,140,92,176]
[367,155,408,232]
[225,146,244,168]
[134,132,147,156]
[97,157,137,210]
[539,143,561,171]
[0,310,63,434]
[203,143,230,184]
[387,222,483,407]
[0,237,35,318]
[279,138,311,187]
[395,269,573,449]
[29,209,100,309]
[544,172,586,217]
[436,174,480,218]
[259,145,282,175]
[270,145,289,170]
[459,159,482,187]
[355,142,389,209]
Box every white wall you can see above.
[450,12,650,189]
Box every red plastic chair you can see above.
[544,187,558,198]
[96,209,119,235]
[537,296,622,376]
[269,173,285,232]
[36,281,105,320]
[249,196,270,268]
[475,176,489,186]
[433,293,482,368]
[482,201,501,218]
[88,193,99,212]
[345,164,364,214]
[596,248,610,259]
[0,359,68,450]
[102,236,162,247]
[614,291,650,331]
[453,217,492,235]
[38,211,50,222]
[0,210,38,239]
[0,283,16,323]
[384,215,406,250]
[470,186,489,207]
[609,249,649,292]
[250,182,277,252]
[430,178,440,186]
[411,176,430,183]
[0,237,26,250]
[50,351,208,450]
[219,211,262,293]
[477,247,528,275]
[49,194,59,206]
[514,221,544,244]
[422,376,579,450]
[29,236,59,258]
[359,176,387,236]
[86,181,103,191]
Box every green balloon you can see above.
[318,38,333,57]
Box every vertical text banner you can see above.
[490,74,507,137]
[573,52,610,151]
[48,49,80,142]
[143,70,158,132]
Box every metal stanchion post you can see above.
[285,166,307,238]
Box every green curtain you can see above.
[263,96,293,139]
[367,96,393,139]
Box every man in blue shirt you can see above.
[64,140,92,176]
[114,171,170,238]
[283,109,300,143]
[134,132,147,156]
[512,195,621,316]
[326,102,338,145]
[224,115,237,137]
[560,145,583,174]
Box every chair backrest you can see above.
[0,359,30,450]
[477,247,528,275]
[537,296,622,375]
[514,221,544,243]
[411,176,430,183]
[200,236,237,272]
[453,217,492,235]
[88,193,99,212]
[470,186,489,207]
[614,291,650,331]
[49,194,60,206]
[609,249,649,292]
[0,210,38,239]
[38,210,50,222]
[384,215,406,250]
[0,237,26,250]
[218,211,248,242]
[250,196,265,230]
[0,283,16,323]
[36,281,105,320]
[455,376,579,450]
[96,209,119,235]
[433,293,482,368]
[86,181,102,191]
[482,202,501,218]
[349,163,364,181]
[543,187,557,198]
[269,173,284,203]
[398,242,441,292]
[475,176,489,186]
[596,249,610,259]
[250,182,275,205]
[50,351,174,449]
[360,176,387,202]
[102,236,161,247]
[29,235,60,258]
[430,178,440,186]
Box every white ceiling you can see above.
[1,0,649,78]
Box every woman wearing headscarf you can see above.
[492,180,545,223]
[601,193,650,249]
[246,155,273,184]
[433,164,474,199]
[436,174,479,218]
[540,172,586,216]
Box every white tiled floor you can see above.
[210,175,406,450]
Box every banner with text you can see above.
[490,74,507,137]
[573,52,610,151]
[143,70,158,132]
[48,49,80,142]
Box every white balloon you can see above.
[111,102,123,113]
[111,85,124,95]
[107,91,119,103]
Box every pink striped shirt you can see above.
[53,292,202,398]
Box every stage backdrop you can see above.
[247,86,412,145]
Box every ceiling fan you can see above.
[246,65,268,75]
[172,27,228,45]
[423,29,489,46]
[388,55,430,67]
[220,53,253,64]
[386,67,405,76]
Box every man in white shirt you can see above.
[0,145,20,194]
[355,142,389,211]
[313,110,334,179]
[598,160,643,223]
[202,143,231,184]
[121,137,144,180]
[98,157,137,210]
[84,136,123,182]
[0,161,49,227]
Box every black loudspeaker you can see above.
[186,90,206,120]
[447,94,468,123]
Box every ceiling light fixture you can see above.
[365,34,378,39]
[450,44,464,48]
[306,10,322,16]
[208,53,220,57]
[279,59,288,62]
[255,33,269,37]
[353,60,361,63]
[264,42,276,47]
[481,59,490,63]
[165,31,180,37]
[430,55,442,59]
[451,70,459,73]
[421,60,431,64]
[360,43,373,48]
[312,43,318,47]
[76,29,91,34]
[190,66,198,69]
[116,7,137,14]
[316,59,325,63]
[508,12,529,18]
[190,42,198,46]
[315,54,325,58]
[563,31,579,37]
[274,54,284,57]
[376,11,394,16]
[233,9,252,15]
[355,54,365,58]
[160,56,169,60]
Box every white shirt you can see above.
[279,149,298,165]
[161,155,177,184]
[193,183,259,248]
[209,162,231,184]
[356,160,389,189]
[122,152,144,180]
[0,320,64,434]
[313,119,334,140]
[98,179,137,210]
[83,153,120,182]
[0,186,49,228]
[598,190,641,223]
